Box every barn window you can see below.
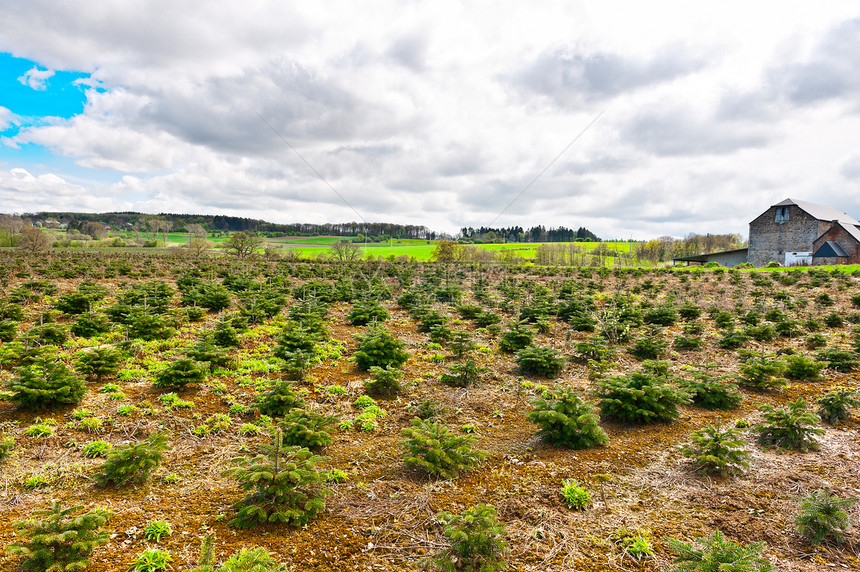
[775,207,789,223]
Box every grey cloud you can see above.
[840,154,860,180]
[134,59,392,156]
[766,18,860,106]
[0,0,307,72]
[509,45,711,105]
[622,105,770,157]
[386,34,428,71]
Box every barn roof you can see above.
[773,198,860,226]
[813,241,848,258]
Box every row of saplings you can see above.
[4,353,857,571]
[3,413,853,572]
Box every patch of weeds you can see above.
[25,423,55,438]
[612,527,653,561]
[82,440,112,458]
[560,480,591,510]
[143,520,173,543]
[128,548,173,572]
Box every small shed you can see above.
[672,248,749,267]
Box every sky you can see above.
[2,1,860,240]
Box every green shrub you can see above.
[440,359,483,388]
[188,542,287,572]
[223,430,330,528]
[717,329,749,349]
[782,354,824,381]
[755,398,824,451]
[75,347,123,382]
[95,431,170,486]
[628,332,667,360]
[642,304,678,327]
[595,362,691,424]
[279,409,337,450]
[815,348,858,373]
[498,322,533,353]
[681,424,750,476]
[429,504,508,572]
[679,368,743,410]
[678,301,702,320]
[70,312,111,338]
[401,418,487,479]
[187,336,231,371]
[143,520,173,542]
[560,480,591,510]
[8,356,87,410]
[668,529,775,572]
[410,399,445,420]
[126,311,173,341]
[365,365,403,397]
[817,387,860,425]
[795,489,856,545]
[674,335,702,351]
[154,358,207,389]
[6,501,112,572]
[128,548,173,572]
[572,336,615,364]
[515,345,564,378]
[255,380,305,416]
[823,312,844,328]
[736,353,788,391]
[527,388,608,449]
[805,333,827,349]
[353,326,409,371]
[29,323,69,346]
[743,323,776,342]
[0,319,16,342]
[347,300,388,326]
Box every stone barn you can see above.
[747,198,860,267]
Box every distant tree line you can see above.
[459,225,600,243]
[27,212,439,240]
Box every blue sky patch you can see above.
[0,52,93,129]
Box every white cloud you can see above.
[17,66,54,90]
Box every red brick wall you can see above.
[812,225,860,264]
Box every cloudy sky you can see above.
[2,1,860,239]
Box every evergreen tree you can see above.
[7,501,112,572]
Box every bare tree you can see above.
[0,214,24,236]
[187,237,213,257]
[186,223,208,241]
[18,226,52,252]
[224,231,261,258]
[328,240,362,263]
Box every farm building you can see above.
[674,198,860,267]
